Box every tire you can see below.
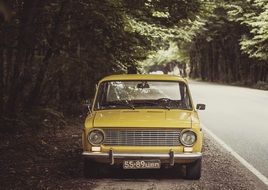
[84,159,101,178]
[185,158,202,180]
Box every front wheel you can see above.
[185,158,202,180]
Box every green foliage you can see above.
[123,0,202,27]
[189,0,268,84]
[0,0,208,117]
[227,0,268,60]
[1,0,267,119]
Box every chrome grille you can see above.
[103,128,181,146]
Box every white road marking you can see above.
[202,124,268,186]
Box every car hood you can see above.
[93,109,193,128]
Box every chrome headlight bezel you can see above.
[87,128,105,146]
[180,129,197,147]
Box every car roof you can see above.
[100,74,188,83]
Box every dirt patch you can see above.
[0,120,96,190]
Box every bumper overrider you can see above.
[82,149,202,166]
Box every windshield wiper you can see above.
[122,99,135,110]
[140,100,171,110]
[101,100,135,110]
[162,104,171,110]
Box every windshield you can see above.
[94,80,192,110]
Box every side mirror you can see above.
[196,104,206,110]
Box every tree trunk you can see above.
[5,48,13,92]
[5,0,41,117]
[0,48,4,117]
[25,0,69,110]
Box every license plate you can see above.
[123,160,161,169]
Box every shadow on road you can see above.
[84,165,185,180]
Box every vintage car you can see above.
[82,74,205,179]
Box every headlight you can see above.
[87,129,104,145]
[180,130,197,147]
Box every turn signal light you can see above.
[91,146,101,152]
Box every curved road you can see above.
[189,80,268,179]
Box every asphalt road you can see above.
[189,80,268,179]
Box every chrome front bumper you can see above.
[82,149,202,166]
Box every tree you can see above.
[228,0,268,60]
[1,0,207,119]
[189,1,268,85]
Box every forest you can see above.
[0,0,267,123]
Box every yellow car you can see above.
[82,74,205,179]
